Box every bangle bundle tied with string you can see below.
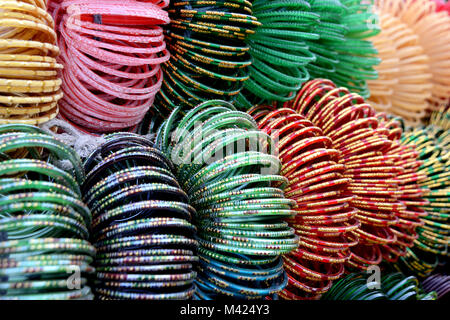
[0,124,95,300]
[153,0,260,116]
[0,0,62,125]
[249,105,358,300]
[156,100,298,299]
[48,0,170,133]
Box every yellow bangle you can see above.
[0,0,62,125]
[0,104,58,125]
[0,1,54,26]
[0,90,63,105]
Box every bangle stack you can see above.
[236,0,319,109]
[153,0,260,116]
[82,133,198,300]
[376,114,429,263]
[0,0,62,125]
[421,274,450,300]
[0,124,95,300]
[284,79,404,270]
[49,0,170,133]
[249,105,358,300]
[397,108,449,276]
[373,0,450,115]
[366,9,433,124]
[305,0,380,99]
[322,271,437,300]
[155,100,298,299]
[237,0,380,110]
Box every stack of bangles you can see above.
[305,0,380,99]
[321,272,437,300]
[376,114,429,263]
[367,8,433,124]
[0,0,62,125]
[375,0,450,111]
[154,0,260,115]
[48,0,170,133]
[0,124,95,300]
[397,108,449,276]
[82,133,198,300]
[421,274,450,300]
[249,105,358,300]
[284,79,405,270]
[236,0,319,108]
[156,100,298,299]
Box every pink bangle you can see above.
[53,0,170,133]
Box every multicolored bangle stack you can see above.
[49,0,170,133]
[376,114,429,263]
[397,107,449,276]
[153,0,260,116]
[284,79,403,270]
[0,124,95,300]
[0,0,62,125]
[82,133,198,300]
[249,105,358,300]
[236,0,319,109]
[156,100,298,299]
[321,272,437,300]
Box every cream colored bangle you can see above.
[0,39,60,57]
[0,90,63,105]
[375,0,450,114]
[0,101,57,115]
[368,9,434,124]
[0,1,55,26]
[0,104,58,125]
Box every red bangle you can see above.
[280,79,430,271]
[249,106,357,300]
